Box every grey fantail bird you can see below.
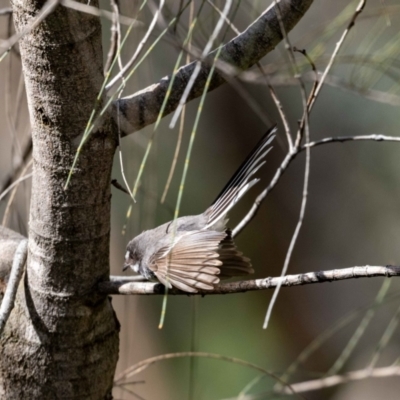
[124,126,276,293]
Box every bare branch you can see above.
[0,172,32,204]
[113,0,314,136]
[60,0,142,27]
[233,149,295,237]
[114,352,302,399]
[307,0,366,112]
[281,365,400,394]
[168,0,233,129]
[262,0,312,330]
[234,0,370,242]
[0,239,28,335]
[233,132,400,237]
[1,160,33,226]
[103,0,120,75]
[105,0,165,90]
[268,83,293,151]
[100,265,400,295]
[304,134,400,148]
[318,73,400,106]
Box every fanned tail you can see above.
[205,125,276,229]
[217,230,253,278]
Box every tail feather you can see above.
[205,125,276,228]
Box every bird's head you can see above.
[123,245,140,273]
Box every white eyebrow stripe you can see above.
[125,251,130,259]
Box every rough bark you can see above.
[0,1,119,398]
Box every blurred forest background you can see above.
[2,0,400,399]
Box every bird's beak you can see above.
[122,264,129,271]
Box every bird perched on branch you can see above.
[124,126,276,292]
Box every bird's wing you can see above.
[205,125,276,229]
[148,229,254,292]
[148,230,227,293]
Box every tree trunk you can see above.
[0,1,119,398]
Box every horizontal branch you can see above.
[113,0,314,136]
[304,134,400,149]
[233,132,400,237]
[99,265,400,295]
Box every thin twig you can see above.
[5,13,22,157]
[293,46,319,111]
[116,385,146,400]
[294,0,366,149]
[367,302,400,369]
[281,365,400,394]
[101,265,400,295]
[263,120,309,330]
[233,130,400,237]
[237,70,400,107]
[204,4,274,129]
[104,0,121,75]
[276,284,400,390]
[267,83,293,151]
[0,137,32,195]
[113,0,314,136]
[114,351,303,399]
[1,160,33,226]
[0,166,32,203]
[158,15,238,329]
[160,88,186,204]
[60,0,142,27]
[306,0,367,112]
[325,279,391,376]
[1,0,59,56]
[160,2,194,204]
[304,134,400,148]
[206,0,240,35]
[232,144,295,237]
[116,99,137,202]
[263,0,312,330]
[105,0,165,91]
[0,239,28,335]
[168,0,232,129]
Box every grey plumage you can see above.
[124,126,276,293]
